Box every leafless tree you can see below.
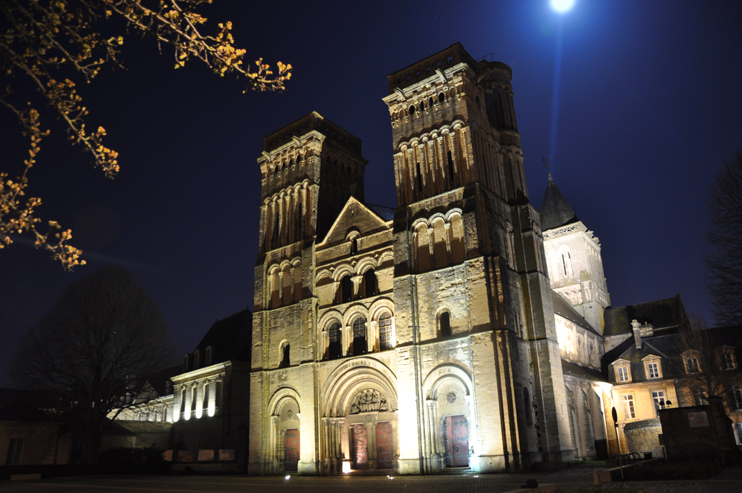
[674,316,738,409]
[9,264,177,462]
[707,152,742,326]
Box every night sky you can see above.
[2,1,741,385]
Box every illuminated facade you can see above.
[248,43,576,475]
[105,43,742,471]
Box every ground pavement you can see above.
[1,466,742,493]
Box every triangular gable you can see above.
[320,196,391,245]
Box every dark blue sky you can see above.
[2,1,741,384]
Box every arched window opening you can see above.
[180,389,186,414]
[341,275,353,303]
[353,317,367,355]
[438,92,445,103]
[328,322,342,360]
[428,97,434,107]
[281,343,290,368]
[447,151,455,181]
[379,313,393,351]
[364,269,377,297]
[203,384,209,411]
[191,386,197,411]
[419,102,425,112]
[416,162,423,191]
[439,311,452,338]
[350,238,358,255]
[409,105,416,115]
[414,223,431,273]
[524,388,532,425]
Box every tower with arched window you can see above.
[249,43,575,477]
[541,174,610,334]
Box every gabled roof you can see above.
[194,309,252,364]
[366,203,395,221]
[561,360,606,382]
[320,196,392,246]
[552,291,599,334]
[603,294,687,337]
[540,174,578,231]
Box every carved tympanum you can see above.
[349,389,389,414]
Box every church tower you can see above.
[250,112,368,475]
[382,43,573,471]
[541,175,610,333]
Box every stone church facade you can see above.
[248,43,581,475]
[106,42,735,475]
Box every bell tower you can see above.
[382,43,574,471]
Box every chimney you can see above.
[632,319,642,349]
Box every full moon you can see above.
[550,0,575,13]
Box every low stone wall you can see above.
[624,418,663,459]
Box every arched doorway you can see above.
[320,358,398,474]
[268,388,301,474]
[421,365,477,473]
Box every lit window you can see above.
[379,313,393,351]
[616,365,630,383]
[724,353,736,370]
[622,394,635,420]
[652,390,666,415]
[686,357,700,374]
[647,362,660,379]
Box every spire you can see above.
[540,174,578,231]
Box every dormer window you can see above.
[614,361,631,383]
[183,354,190,371]
[685,356,700,374]
[643,356,662,379]
[193,349,200,369]
[205,346,213,366]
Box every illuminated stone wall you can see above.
[248,43,579,476]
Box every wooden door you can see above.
[443,415,469,467]
[284,428,299,471]
[352,424,368,469]
[376,421,393,469]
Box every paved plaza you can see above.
[2,467,742,493]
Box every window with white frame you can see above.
[615,363,631,383]
[622,394,635,420]
[646,361,661,379]
[685,357,700,374]
[731,385,742,410]
[724,352,736,370]
[652,390,666,415]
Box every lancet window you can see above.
[379,313,393,351]
[353,317,367,355]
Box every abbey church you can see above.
[246,42,612,474]
[102,43,742,475]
